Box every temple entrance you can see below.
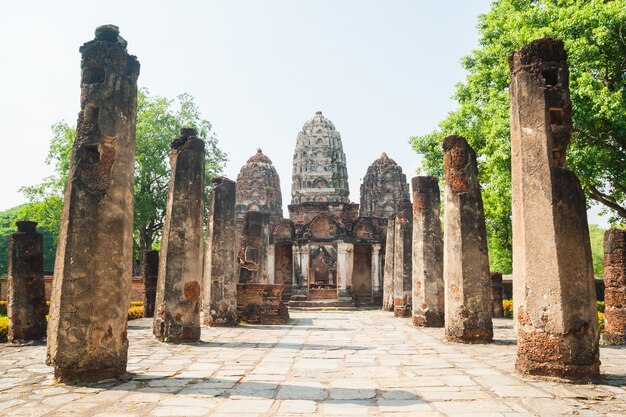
[274,243,293,301]
[308,244,337,300]
[352,244,372,304]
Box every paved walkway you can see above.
[0,311,624,417]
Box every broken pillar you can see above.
[411,176,444,327]
[203,177,238,327]
[382,218,395,311]
[393,199,412,318]
[238,211,271,284]
[7,221,47,342]
[602,228,625,345]
[510,38,599,379]
[442,135,493,343]
[490,272,504,318]
[46,25,140,382]
[142,250,159,318]
[153,128,205,342]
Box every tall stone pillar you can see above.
[337,242,354,301]
[203,177,238,327]
[154,129,205,342]
[268,244,276,284]
[411,176,444,327]
[490,272,504,318]
[393,200,412,318]
[238,211,270,284]
[7,221,46,342]
[46,25,140,382]
[442,135,492,343]
[602,228,625,345]
[371,243,382,302]
[382,219,395,311]
[142,250,159,318]
[510,38,599,379]
[291,245,309,300]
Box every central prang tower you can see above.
[291,111,350,204]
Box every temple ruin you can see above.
[7,221,47,342]
[46,25,140,382]
[360,153,410,218]
[442,135,493,343]
[603,228,625,345]
[509,38,600,379]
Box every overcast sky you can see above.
[0,0,609,226]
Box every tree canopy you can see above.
[410,0,626,273]
[17,88,227,269]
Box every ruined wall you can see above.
[442,136,493,343]
[238,211,271,284]
[7,221,47,342]
[236,284,289,325]
[411,176,444,327]
[274,244,293,301]
[510,38,599,379]
[603,228,625,344]
[359,153,410,219]
[46,25,140,382]
[153,129,204,342]
[352,244,373,304]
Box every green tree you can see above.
[18,88,227,268]
[410,0,626,273]
[588,224,606,275]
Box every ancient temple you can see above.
[236,111,408,306]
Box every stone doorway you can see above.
[308,244,337,300]
[352,244,373,304]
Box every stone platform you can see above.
[0,311,624,416]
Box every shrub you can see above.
[130,300,143,308]
[0,301,6,316]
[0,316,7,342]
[598,312,605,333]
[128,305,144,320]
[502,299,513,318]
[597,301,605,313]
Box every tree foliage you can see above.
[410,0,626,273]
[17,88,227,268]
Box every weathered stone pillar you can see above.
[602,228,625,345]
[490,272,504,318]
[291,244,309,300]
[371,243,382,302]
[203,177,238,327]
[510,38,599,379]
[154,129,205,342]
[382,219,395,311]
[411,176,444,327]
[393,200,412,317]
[268,244,276,284]
[442,136,492,343]
[7,221,46,342]
[142,250,159,318]
[337,242,354,301]
[46,25,140,382]
[238,211,271,284]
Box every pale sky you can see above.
[0,0,609,225]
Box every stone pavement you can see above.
[0,311,624,417]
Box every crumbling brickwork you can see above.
[411,177,444,327]
[7,221,46,342]
[236,284,289,325]
[46,25,140,382]
[203,177,238,327]
[238,211,271,284]
[154,128,205,342]
[442,136,493,343]
[359,153,410,219]
[603,228,626,345]
[510,38,599,380]
[142,250,159,318]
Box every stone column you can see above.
[154,129,205,342]
[238,211,270,284]
[490,272,504,318]
[411,176,444,327]
[7,221,46,342]
[268,244,276,284]
[291,245,302,296]
[203,177,238,327]
[371,243,382,302]
[291,245,310,300]
[142,250,159,318]
[393,200,413,318]
[337,242,354,301]
[46,25,140,382]
[442,135,492,343]
[602,228,625,345]
[382,219,395,311]
[510,38,599,379]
